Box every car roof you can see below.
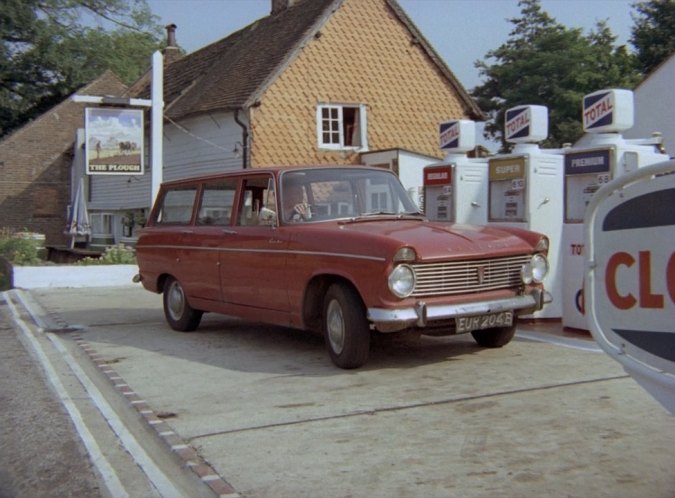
[158,165,388,188]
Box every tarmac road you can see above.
[0,304,103,498]
[1,290,222,498]
[3,285,675,498]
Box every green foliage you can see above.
[0,229,43,265]
[77,243,136,265]
[472,0,640,150]
[1,0,164,137]
[630,0,675,74]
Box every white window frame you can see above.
[316,103,368,151]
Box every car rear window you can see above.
[197,180,237,225]
[155,186,198,225]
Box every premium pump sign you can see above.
[585,160,675,414]
[85,107,144,175]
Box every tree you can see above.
[630,0,675,74]
[472,0,639,150]
[0,0,164,137]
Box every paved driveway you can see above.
[28,286,675,498]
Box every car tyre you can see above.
[322,283,370,369]
[163,277,203,332]
[471,320,517,348]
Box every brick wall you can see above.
[0,72,127,245]
[250,0,473,167]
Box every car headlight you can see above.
[521,254,549,284]
[388,264,415,298]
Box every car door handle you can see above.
[222,229,237,235]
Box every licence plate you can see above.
[456,311,513,333]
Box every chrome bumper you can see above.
[367,289,549,331]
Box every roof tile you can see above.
[132,0,481,122]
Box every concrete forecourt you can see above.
[3,284,673,498]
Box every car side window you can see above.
[155,187,198,225]
[236,175,275,226]
[197,180,236,225]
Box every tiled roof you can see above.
[135,0,482,121]
[150,0,338,120]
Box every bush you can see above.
[0,256,10,290]
[77,243,137,265]
[0,228,43,265]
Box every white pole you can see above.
[151,51,164,205]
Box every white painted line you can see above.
[9,290,184,498]
[45,333,183,497]
[3,294,130,498]
[516,331,602,353]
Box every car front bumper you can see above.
[367,289,550,332]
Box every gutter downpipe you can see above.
[234,108,249,169]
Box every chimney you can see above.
[271,0,300,14]
[163,24,182,64]
[166,24,177,47]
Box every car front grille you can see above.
[410,254,530,297]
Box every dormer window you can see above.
[317,104,368,151]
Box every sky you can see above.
[145,0,637,90]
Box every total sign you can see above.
[585,159,675,414]
[439,120,475,152]
[582,88,633,133]
[504,105,548,143]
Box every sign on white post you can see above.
[151,50,164,205]
[85,108,144,175]
[585,159,675,414]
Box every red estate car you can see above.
[135,166,550,368]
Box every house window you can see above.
[90,213,113,237]
[317,104,368,150]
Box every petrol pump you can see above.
[562,89,669,330]
[423,120,488,225]
[487,105,564,319]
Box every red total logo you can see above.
[584,94,614,128]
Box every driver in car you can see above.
[284,182,312,222]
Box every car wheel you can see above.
[163,277,203,332]
[471,321,517,348]
[322,283,370,369]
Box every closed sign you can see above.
[585,160,675,413]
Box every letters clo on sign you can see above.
[605,250,675,310]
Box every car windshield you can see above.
[280,168,421,223]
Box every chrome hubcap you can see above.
[167,282,185,320]
[326,299,345,355]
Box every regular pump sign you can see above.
[585,159,675,414]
